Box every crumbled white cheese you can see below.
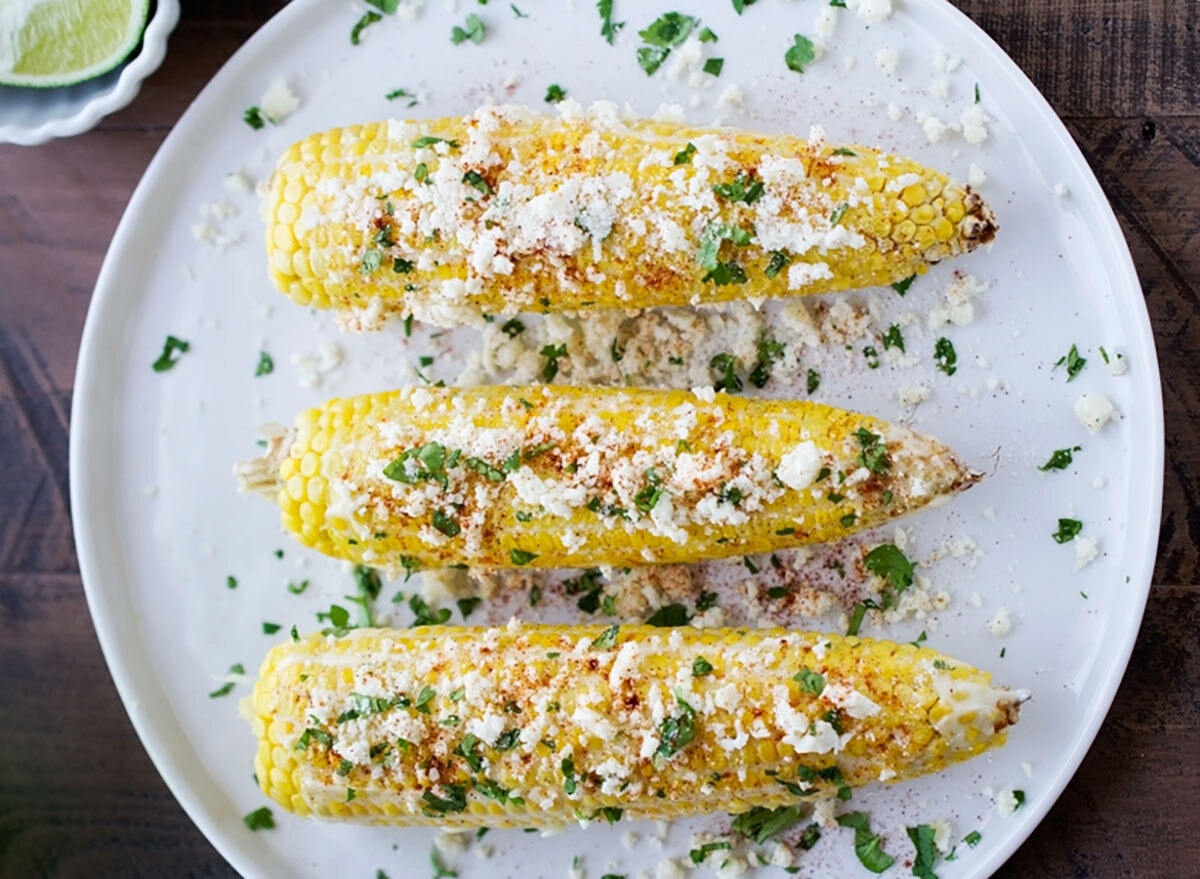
[898,385,931,406]
[813,5,840,43]
[223,171,254,195]
[968,162,987,188]
[291,342,344,389]
[1105,351,1127,376]
[930,821,953,854]
[930,78,950,99]
[435,830,471,856]
[655,858,687,879]
[776,441,823,490]
[261,78,300,123]
[987,607,1012,637]
[691,386,716,403]
[1075,536,1099,570]
[1074,393,1116,433]
[921,113,948,143]
[960,103,990,145]
[887,101,904,121]
[875,47,900,76]
[847,0,894,24]
[716,83,745,110]
[1054,182,1071,198]
[994,787,1021,816]
[928,273,986,329]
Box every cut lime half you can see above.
[0,0,151,88]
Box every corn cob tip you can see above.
[234,424,291,497]
[957,187,998,253]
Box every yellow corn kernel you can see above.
[263,108,998,329]
[245,624,1026,828]
[238,385,979,571]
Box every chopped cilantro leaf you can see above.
[837,812,895,873]
[208,663,244,698]
[765,249,791,278]
[409,593,452,626]
[540,343,568,381]
[934,337,957,375]
[350,10,382,44]
[731,805,804,843]
[710,352,742,393]
[591,623,619,649]
[243,107,267,129]
[1052,518,1083,543]
[674,142,697,164]
[411,135,459,149]
[646,603,691,627]
[510,548,538,565]
[785,34,816,73]
[907,824,940,879]
[450,13,486,44]
[243,806,274,830]
[891,274,916,296]
[1039,445,1081,471]
[1053,343,1087,381]
[639,12,696,47]
[793,667,825,695]
[152,335,190,372]
[597,0,624,44]
[881,324,904,352]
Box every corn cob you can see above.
[235,385,978,573]
[248,623,1026,826]
[264,103,997,329]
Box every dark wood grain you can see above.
[1,2,1197,876]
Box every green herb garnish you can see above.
[934,337,957,375]
[784,34,816,73]
[836,812,895,873]
[451,13,486,44]
[208,663,244,698]
[1052,518,1083,543]
[152,335,190,372]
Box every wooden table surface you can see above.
[1,1,1197,876]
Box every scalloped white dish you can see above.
[70,1,1161,877]
[0,0,179,146]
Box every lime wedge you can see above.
[0,0,150,88]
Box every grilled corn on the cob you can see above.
[264,103,997,329]
[248,623,1026,826]
[236,385,978,572]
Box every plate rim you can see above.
[68,0,1165,875]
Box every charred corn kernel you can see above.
[263,104,998,330]
[247,624,1027,828]
[235,385,980,572]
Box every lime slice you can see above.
[0,0,150,88]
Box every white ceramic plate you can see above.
[0,0,180,146]
[71,1,1162,876]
